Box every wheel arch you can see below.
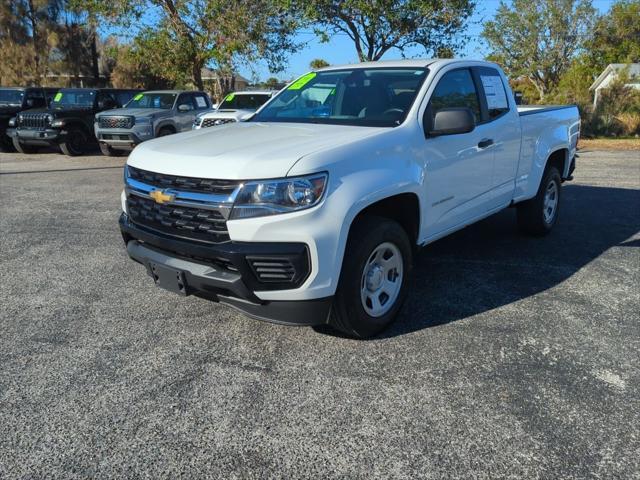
[155,121,176,136]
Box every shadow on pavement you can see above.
[378,184,640,338]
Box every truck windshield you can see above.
[125,92,176,109]
[218,93,272,111]
[0,89,24,106]
[253,68,428,127]
[52,89,97,108]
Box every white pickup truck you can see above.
[120,59,579,338]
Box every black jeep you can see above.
[0,87,58,151]
[9,88,140,156]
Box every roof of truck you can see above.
[316,58,443,71]
[140,90,204,94]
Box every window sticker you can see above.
[133,93,143,101]
[225,93,235,102]
[288,72,316,90]
[54,92,62,102]
[195,96,207,107]
[480,75,508,110]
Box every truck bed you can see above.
[517,105,577,116]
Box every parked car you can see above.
[8,88,140,155]
[119,59,579,338]
[192,90,276,129]
[95,90,212,156]
[0,87,58,151]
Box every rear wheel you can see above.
[517,165,562,236]
[329,215,413,338]
[12,137,38,154]
[59,127,89,156]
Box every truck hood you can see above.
[128,122,384,180]
[98,108,171,118]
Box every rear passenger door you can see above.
[472,66,521,208]
[421,67,496,238]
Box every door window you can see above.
[427,69,481,124]
[477,67,510,120]
[177,94,195,111]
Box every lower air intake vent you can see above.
[247,256,296,283]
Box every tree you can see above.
[482,0,597,101]
[309,58,330,69]
[294,0,476,62]
[78,0,301,91]
[263,77,281,88]
[584,0,640,70]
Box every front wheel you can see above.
[59,127,89,156]
[329,215,413,338]
[517,165,562,236]
[12,137,38,154]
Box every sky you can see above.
[236,0,616,82]
[103,0,617,83]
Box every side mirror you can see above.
[428,108,475,136]
[178,104,191,112]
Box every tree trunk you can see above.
[192,62,204,91]
[90,30,100,87]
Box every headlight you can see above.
[50,118,64,127]
[230,173,328,220]
[8,117,16,127]
[193,117,203,127]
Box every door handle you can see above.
[478,138,494,149]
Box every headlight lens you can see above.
[230,173,327,220]
[50,118,64,127]
[193,116,203,127]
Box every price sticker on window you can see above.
[54,92,62,102]
[225,93,235,102]
[288,72,316,90]
[133,93,143,101]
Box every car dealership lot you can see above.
[0,149,638,478]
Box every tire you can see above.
[0,136,16,152]
[12,137,38,154]
[59,127,89,156]
[329,215,413,338]
[517,165,562,236]
[156,127,174,137]
[99,142,122,157]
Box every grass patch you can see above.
[578,138,640,151]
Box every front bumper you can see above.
[119,213,332,326]
[96,125,153,149]
[10,127,62,145]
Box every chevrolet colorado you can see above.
[120,59,580,338]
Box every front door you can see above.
[421,68,496,239]
[176,93,196,131]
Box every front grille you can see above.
[127,194,229,243]
[247,257,296,282]
[18,113,50,129]
[127,166,240,195]
[202,118,236,128]
[99,116,134,129]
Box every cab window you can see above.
[428,68,481,123]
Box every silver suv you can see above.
[94,90,212,156]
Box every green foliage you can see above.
[309,58,330,69]
[292,0,476,62]
[79,0,301,90]
[482,0,596,100]
[584,0,640,71]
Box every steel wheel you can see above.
[360,241,403,317]
[543,180,558,224]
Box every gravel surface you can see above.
[1,148,639,479]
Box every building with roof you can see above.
[589,63,640,107]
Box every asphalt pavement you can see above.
[0,148,639,479]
